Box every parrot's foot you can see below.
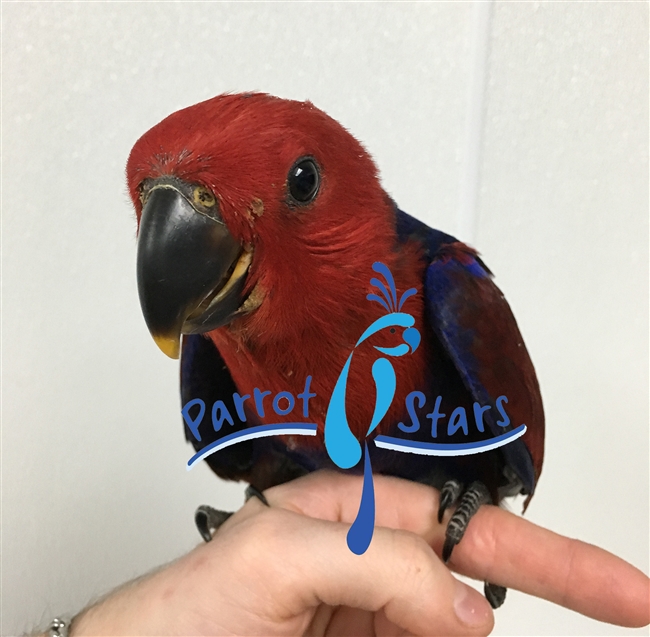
[484,582,507,609]
[441,480,491,562]
[437,478,463,523]
[438,481,508,608]
[194,485,270,543]
[195,505,233,543]
[245,484,270,506]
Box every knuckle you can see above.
[401,529,434,562]
[238,507,291,557]
[391,529,436,585]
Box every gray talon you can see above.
[442,481,491,562]
[195,485,268,543]
[438,479,463,523]
[195,505,234,542]
[245,484,270,506]
[484,582,507,608]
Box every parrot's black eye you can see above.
[390,328,396,334]
[287,158,320,205]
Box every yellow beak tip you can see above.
[153,335,181,359]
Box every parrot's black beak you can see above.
[136,177,252,359]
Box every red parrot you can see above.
[127,92,544,608]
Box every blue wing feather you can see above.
[395,207,540,495]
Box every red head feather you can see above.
[127,93,430,442]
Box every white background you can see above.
[2,2,648,635]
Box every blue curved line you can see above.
[356,313,414,346]
[325,352,362,469]
[374,343,410,357]
[367,358,396,436]
[187,424,318,469]
[398,287,417,311]
[370,278,395,311]
[372,262,397,309]
[346,441,375,555]
[366,293,391,313]
[374,425,527,456]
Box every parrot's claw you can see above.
[195,505,234,542]
[484,582,507,609]
[245,484,270,506]
[438,478,463,523]
[440,481,509,609]
[441,480,491,562]
[195,486,269,543]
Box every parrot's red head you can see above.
[127,93,420,361]
[128,93,429,438]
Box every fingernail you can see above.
[454,580,491,627]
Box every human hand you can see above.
[72,471,649,636]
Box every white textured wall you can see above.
[2,3,647,636]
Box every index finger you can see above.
[263,470,649,628]
[451,504,649,629]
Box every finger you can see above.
[451,505,650,629]
[261,471,649,628]
[232,507,493,637]
[319,607,375,637]
[263,470,441,535]
[225,471,439,537]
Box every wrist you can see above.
[69,562,194,636]
[70,584,161,636]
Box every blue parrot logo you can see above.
[184,261,528,555]
[324,262,420,554]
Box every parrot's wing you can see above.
[396,209,544,497]
[425,242,544,496]
[181,334,255,480]
[181,334,310,488]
